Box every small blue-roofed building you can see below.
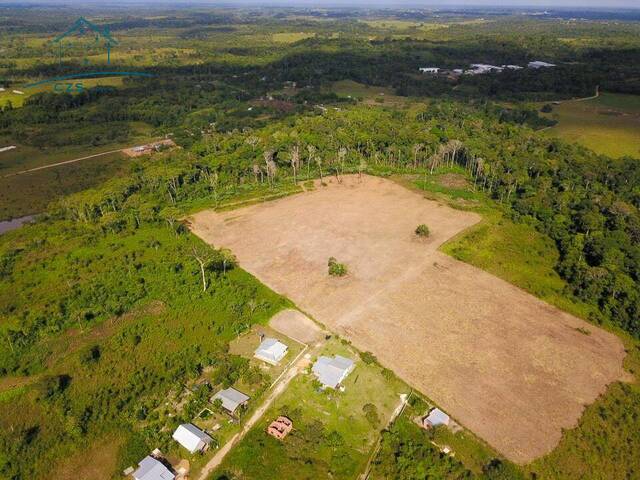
[132,456,174,480]
[312,354,355,389]
[422,408,450,429]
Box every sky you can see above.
[3,0,639,8]
[172,0,640,8]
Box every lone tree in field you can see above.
[415,224,430,237]
[328,257,348,277]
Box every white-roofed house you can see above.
[311,354,355,389]
[528,61,556,69]
[254,337,288,365]
[419,67,440,74]
[211,387,250,415]
[422,408,450,429]
[132,456,175,480]
[172,423,213,453]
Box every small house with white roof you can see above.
[211,387,250,415]
[132,456,175,480]
[312,355,355,389]
[254,337,288,365]
[172,423,213,453]
[422,407,450,429]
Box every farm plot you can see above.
[189,174,626,464]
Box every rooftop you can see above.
[132,456,174,480]
[255,337,288,364]
[172,423,212,453]
[312,355,355,389]
[212,387,250,413]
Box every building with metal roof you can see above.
[132,456,174,480]
[312,355,355,389]
[172,423,213,454]
[211,387,250,414]
[422,408,450,429]
[254,337,288,365]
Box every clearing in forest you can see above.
[542,92,640,158]
[189,174,626,464]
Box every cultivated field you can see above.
[190,175,626,464]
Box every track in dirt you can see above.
[190,174,626,464]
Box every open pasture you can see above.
[190,175,626,464]
[543,93,640,158]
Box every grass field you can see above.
[0,121,155,221]
[328,80,408,106]
[542,93,640,158]
[0,121,153,175]
[0,152,130,221]
[0,76,126,108]
[213,337,408,480]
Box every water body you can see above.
[0,215,35,234]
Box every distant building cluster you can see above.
[419,60,556,76]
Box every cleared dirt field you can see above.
[190,175,626,464]
[269,309,324,344]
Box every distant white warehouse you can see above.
[132,456,174,480]
[312,355,355,389]
[528,60,556,69]
[469,64,503,74]
[254,337,288,365]
[419,67,440,74]
[172,423,213,454]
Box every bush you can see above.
[415,224,430,237]
[328,257,348,277]
[359,351,377,364]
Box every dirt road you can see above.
[2,148,126,178]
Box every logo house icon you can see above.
[53,17,118,66]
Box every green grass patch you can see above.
[213,338,408,480]
[542,93,640,158]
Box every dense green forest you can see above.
[1,5,639,480]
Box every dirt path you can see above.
[537,86,600,133]
[2,148,126,178]
[196,347,314,480]
[572,84,600,102]
[361,393,410,480]
[1,138,169,178]
[189,174,626,464]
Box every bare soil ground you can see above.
[269,309,324,344]
[190,174,626,464]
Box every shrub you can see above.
[359,351,378,364]
[328,257,348,277]
[415,224,430,237]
